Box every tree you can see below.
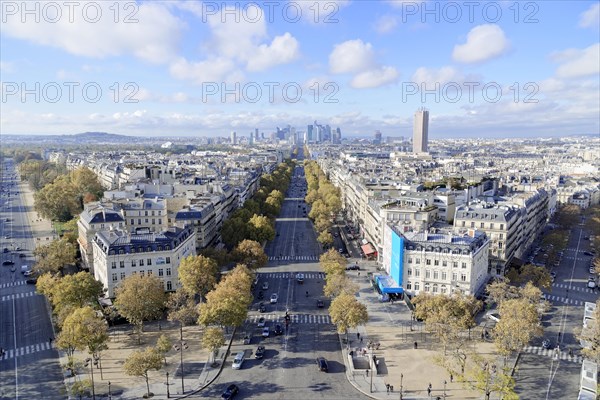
[485,279,520,305]
[61,306,109,356]
[166,288,200,327]
[198,264,252,329]
[515,264,552,290]
[242,199,261,215]
[33,238,77,275]
[70,167,104,204]
[123,347,163,398]
[323,274,358,298]
[329,293,368,342]
[178,255,219,299]
[34,176,80,221]
[155,334,172,366]
[220,217,248,248]
[247,214,275,243]
[317,231,333,247]
[554,204,580,229]
[494,298,542,361]
[233,239,268,270]
[198,247,230,268]
[319,249,347,276]
[114,274,167,343]
[463,354,518,400]
[48,272,105,321]
[202,327,225,363]
[593,257,600,275]
[70,379,92,400]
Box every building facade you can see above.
[413,109,429,153]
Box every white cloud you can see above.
[2,2,182,64]
[351,66,399,89]
[374,15,398,34]
[329,39,375,74]
[169,57,242,84]
[411,66,465,85]
[452,24,509,64]
[555,43,600,78]
[579,3,600,28]
[246,33,300,72]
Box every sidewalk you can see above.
[340,259,513,400]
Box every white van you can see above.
[232,351,245,370]
[21,265,29,274]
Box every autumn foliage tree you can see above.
[232,239,268,270]
[177,255,219,299]
[329,293,368,342]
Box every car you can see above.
[26,277,37,285]
[587,278,597,289]
[296,273,304,283]
[2,260,14,265]
[18,253,26,258]
[15,247,21,251]
[243,335,251,344]
[270,293,278,304]
[346,264,360,270]
[542,339,552,349]
[590,266,596,274]
[258,303,267,313]
[584,236,590,240]
[316,357,329,372]
[338,248,344,253]
[583,251,593,256]
[221,384,239,400]
[257,317,266,327]
[262,327,270,337]
[23,270,34,276]
[262,282,269,290]
[274,324,283,335]
[2,248,8,253]
[231,352,245,370]
[486,312,501,323]
[255,345,265,359]
[316,299,324,308]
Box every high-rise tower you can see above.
[413,108,429,153]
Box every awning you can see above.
[376,275,404,294]
[361,243,376,255]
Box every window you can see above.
[139,259,144,266]
[407,268,412,276]
[166,257,171,264]
[111,262,116,269]
[120,261,125,268]
[145,218,149,223]
[112,273,118,282]
[453,262,458,268]
[414,282,420,291]
[119,249,124,255]
[140,271,145,276]
[442,260,447,267]
[130,247,135,254]
[432,284,438,293]
[441,271,447,280]
[157,246,162,251]
[426,259,431,266]
[406,282,412,290]
[138,219,141,225]
[147,270,152,275]
[131,260,137,267]
[425,269,431,278]
[130,219,134,225]
[499,234,504,239]
[434,259,439,266]
[165,245,169,250]
[480,222,484,228]
[441,285,447,294]
[408,258,412,264]
[500,224,504,229]
[144,211,148,216]
[166,268,172,276]
[461,274,467,282]
[416,258,421,264]
[498,242,503,249]
[120,272,126,280]
[415,269,420,277]
[490,223,494,229]
[147,259,152,266]
[470,222,475,228]
[461,221,465,227]
[462,262,467,269]
[452,273,457,281]
[159,219,162,225]
[424,283,430,292]
[166,281,172,291]
[152,219,155,225]
[433,271,439,280]
[158,269,164,277]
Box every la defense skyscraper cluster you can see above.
[413,108,429,153]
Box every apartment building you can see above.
[92,226,196,298]
[382,225,489,297]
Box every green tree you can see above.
[177,255,219,298]
[49,272,105,321]
[123,347,163,398]
[70,167,104,204]
[323,274,358,298]
[319,249,347,276]
[242,199,261,215]
[317,231,334,247]
[155,334,172,366]
[233,239,268,270]
[70,379,92,400]
[515,264,552,290]
[220,217,248,248]
[463,354,518,400]
[34,176,80,221]
[494,298,542,362]
[198,247,230,268]
[329,293,369,342]
[63,306,109,355]
[33,238,77,275]
[247,214,275,243]
[114,274,167,343]
[166,288,199,327]
[201,327,225,363]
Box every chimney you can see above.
[468,229,476,238]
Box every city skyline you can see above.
[1,1,599,138]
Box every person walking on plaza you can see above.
[450,373,453,383]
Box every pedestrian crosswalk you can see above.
[552,283,596,294]
[541,294,584,306]
[268,255,320,262]
[0,342,53,361]
[261,272,324,280]
[521,345,583,363]
[0,281,26,289]
[247,313,332,325]
[1,291,37,302]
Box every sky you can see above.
[1,0,599,138]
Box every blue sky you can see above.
[1,0,599,138]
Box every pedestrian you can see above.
[427,386,432,396]
[357,332,360,340]
[481,331,485,340]
[390,385,393,392]
[366,369,369,377]
[49,337,53,345]
[461,365,464,374]
[450,373,453,383]
[414,341,418,349]
[360,337,363,343]
[386,383,390,393]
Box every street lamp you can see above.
[84,357,97,400]
[399,373,403,400]
[164,372,171,398]
[173,325,188,395]
[443,380,447,399]
[107,381,111,400]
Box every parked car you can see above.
[587,277,596,289]
[254,345,265,359]
[346,264,360,270]
[221,384,239,399]
[316,357,329,372]
[316,300,324,308]
[262,327,270,337]
[257,317,266,327]
[583,251,593,256]
[486,312,501,323]
[232,352,245,370]
[2,260,14,265]
[26,277,37,285]
[270,293,278,304]
[589,266,596,274]
[274,324,283,335]
[243,335,251,344]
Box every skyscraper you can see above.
[231,131,237,145]
[413,108,429,153]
